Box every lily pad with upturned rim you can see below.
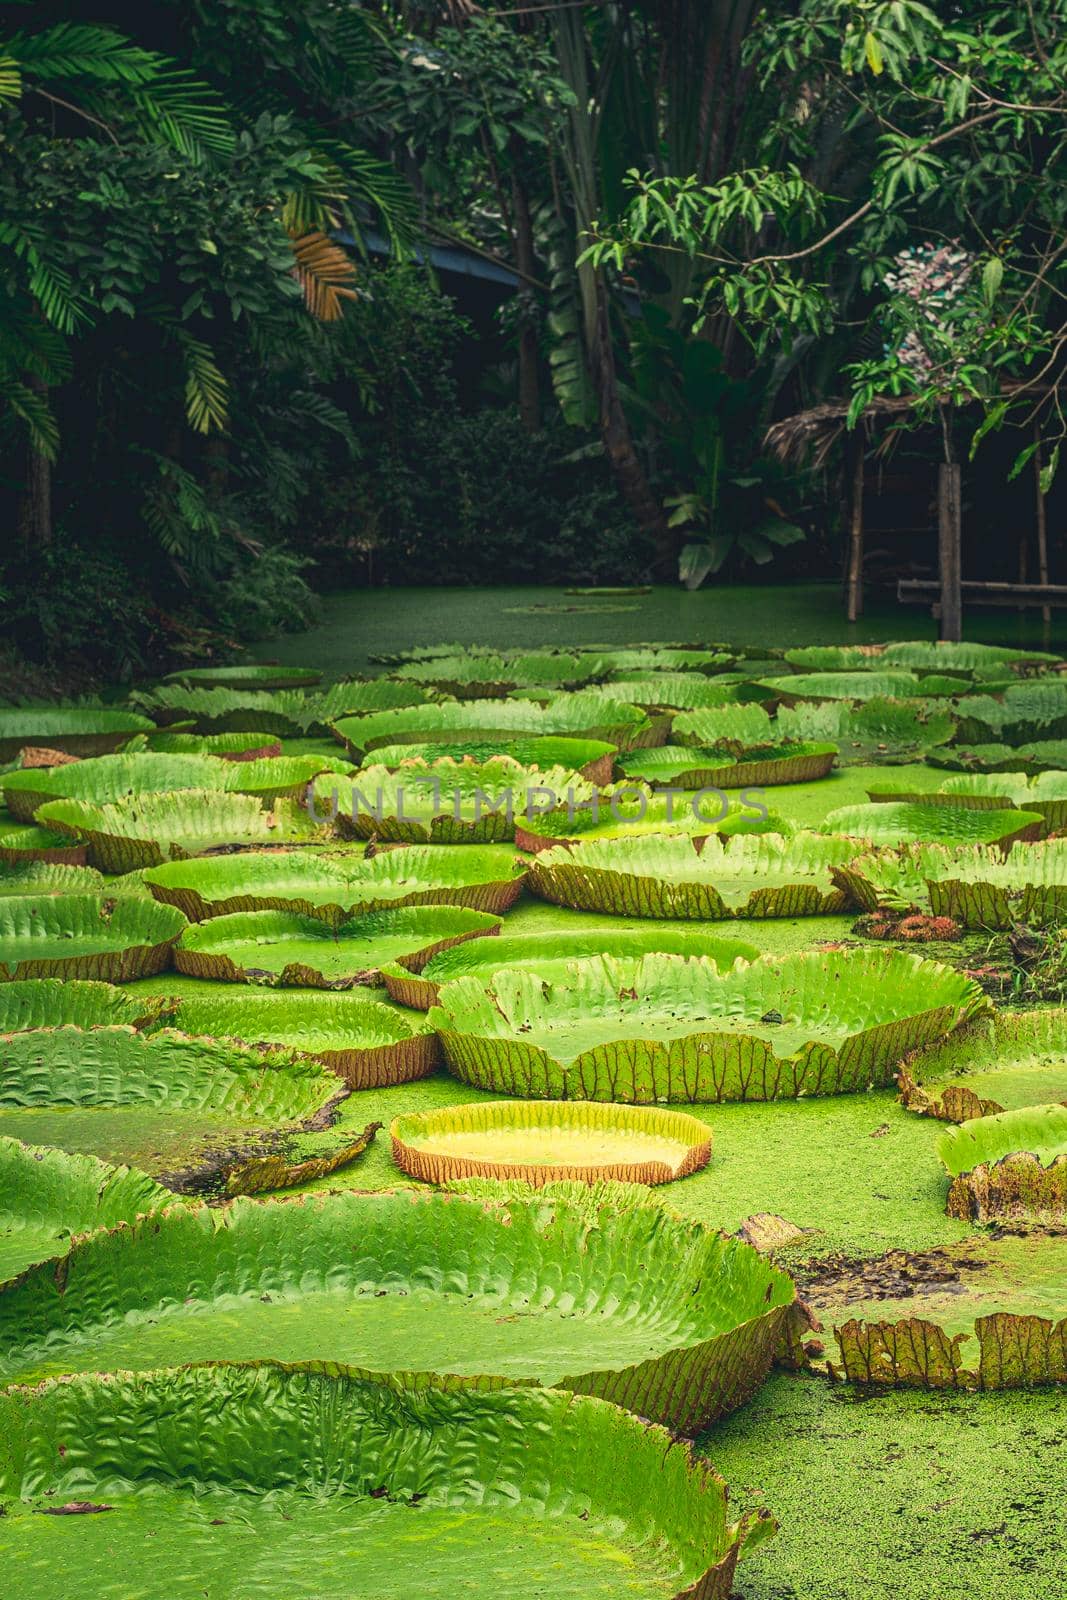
[162,988,440,1087]
[143,844,528,925]
[364,735,618,786]
[174,904,502,989]
[0,1364,772,1598]
[818,801,1043,848]
[0,823,87,865]
[0,1184,796,1434]
[527,831,858,920]
[619,741,837,790]
[36,791,322,873]
[0,708,155,762]
[332,692,656,759]
[0,895,186,982]
[163,664,323,690]
[939,1105,1067,1222]
[899,1009,1067,1121]
[0,1135,170,1283]
[430,948,988,1103]
[381,925,759,1009]
[391,1099,713,1186]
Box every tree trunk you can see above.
[511,171,541,432]
[590,284,674,570]
[937,462,962,643]
[17,375,53,553]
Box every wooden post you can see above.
[1034,429,1050,626]
[845,433,865,622]
[938,462,963,642]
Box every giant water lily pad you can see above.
[0,822,86,865]
[333,692,654,758]
[0,895,185,982]
[134,729,284,759]
[390,652,594,696]
[527,832,857,919]
[163,664,322,690]
[0,1025,342,1180]
[0,862,105,897]
[430,949,987,1102]
[581,647,734,675]
[929,738,1067,774]
[144,845,528,925]
[0,978,148,1032]
[0,708,154,762]
[137,681,428,736]
[164,989,439,1087]
[620,741,837,790]
[923,838,1067,927]
[174,905,502,989]
[670,704,776,746]
[382,926,759,1009]
[784,641,1058,678]
[588,675,772,711]
[954,683,1067,744]
[868,770,1067,834]
[514,791,787,853]
[316,756,597,844]
[0,1185,795,1433]
[36,790,320,873]
[0,1136,169,1281]
[940,1105,1067,1222]
[776,697,955,764]
[818,801,1043,848]
[0,1365,770,1598]
[366,735,617,785]
[765,670,962,702]
[899,1009,1067,1121]
[3,752,327,823]
[391,1100,712,1186]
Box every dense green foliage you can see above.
[1,2,1064,675]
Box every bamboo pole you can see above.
[938,462,963,642]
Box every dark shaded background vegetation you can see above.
[1,1,1063,679]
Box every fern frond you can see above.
[8,23,160,85]
[128,68,234,158]
[289,229,358,321]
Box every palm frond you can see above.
[289,230,358,321]
[7,23,159,85]
[0,55,21,103]
[1,375,60,460]
[127,68,234,158]
[177,334,229,433]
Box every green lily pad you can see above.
[924,838,1067,927]
[0,862,106,897]
[0,1364,770,1597]
[940,1105,1067,1222]
[36,791,320,873]
[0,1135,169,1282]
[430,949,987,1102]
[316,756,597,844]
[954,683,1067,744]
[0,823,87,865]
[381,926,759,1009]
[333,692,654,758]
[900,1009,1067,1121]
[144,845,528,925]
[619,741,837,789]
[0,1025,343,1180]
[0,1184,794,1433]
[175,905,502,989]
[818,801,1043,847]
[0,895,186,982]
[527,832,857,919]
[163,989,439,1087]
[776,697,956,764]
[365,736,617,785]
[0,708,154,762]
[163,664,322,690]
